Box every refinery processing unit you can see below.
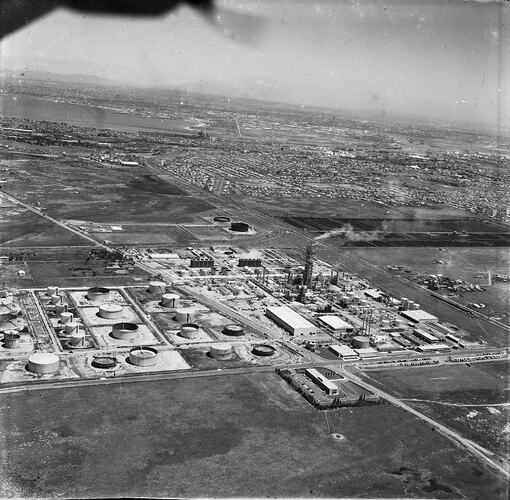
[1,244,507,391]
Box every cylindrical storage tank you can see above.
[209,343,232,359]
[214,216,231,223]
[252,344,276,357]
[400,298,409,309]
[64,322,79,335]
[27,353,59,374]
[47,286,59,296]
[0,319,17,332]
[223,324,245,337]
[381,319,391,328]
[3,332,21,349]
[129,346,158,367]
[55,303,68,314]
[87,286,111,303]
[175,308,196,323]
[111,322,139,341]
[393,319,404,328]
[179,323,200,339]
[161,293,180,308]
[230,221,250,232]
[98,304,123,320]
[91,355,117,369]
[70,331,86,347]
[148,281,167,294]
[60,312,73,324]
[412,302,420,310]
[50,294,63,305]
[352,336,370,349]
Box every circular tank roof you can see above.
[92,355,117,369]
[353,336,370,342]
[149,281,167,287]
[175,307,196,314]
[210,343,231,352]
[223,324,244,336]
[252,344,276,356]
[3,332,20,340]
[28,353,59,365]
[112,322,138,331]
[88,286,110,294]
[99,304,123,313]
[130,346,158,357]
[162,293,179,299]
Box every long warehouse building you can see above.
[266,306,317,335]
[305,368,339,395]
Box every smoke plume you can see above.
[314,224,376,245]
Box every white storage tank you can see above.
[64,322,80,335]
[87,286,111,303]
[70,331,86,347]
[47,286,59,296]
[3,331,21,349]
[55,303,68,314]
[60,312,73,324]
[179,323,200,339]
[352,336,370,349]
[98,303,123,320]
[209,343,232,359]
[50,294,63,305]
[111,322,139,341]
[149,281,167,294]
[175,307,196,323]
[27,353,60,374]
[161,293,180,308]
[129,346,158,367]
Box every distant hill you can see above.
[179,77,293,103]
[0,69,116,86]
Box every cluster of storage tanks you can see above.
[399,298,421,311]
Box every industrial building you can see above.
[190,257,215,268]
[305,368,339,395]
[266,306,317,335]
[413,328,439,343]
[417,343,451,353]
[318,315,353,333]
[329,344,358,359]
[400,309,438,324]
[238,258,262,268]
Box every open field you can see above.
[1,160,216,224]
[358,361,510,457]
[0,372,507,499]
[239,197,477,220]
[0,206,90,247]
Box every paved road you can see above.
[0,191,101,248]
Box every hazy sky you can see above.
[1,0,508,129]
